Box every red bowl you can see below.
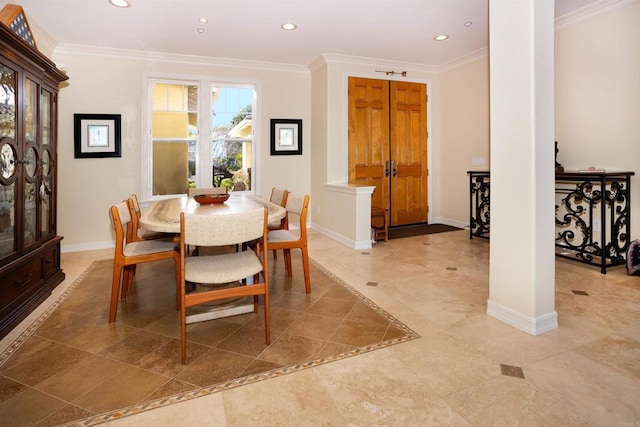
[193,193,230,204]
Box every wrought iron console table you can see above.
[467,170,635,274]
[468,171,491,240]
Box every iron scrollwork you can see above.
[556,180,603,263]
[468,170,634,274]
[555,173,632,273]
[468,171,490,239]
[604,179,630,264]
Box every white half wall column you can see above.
[487,0,558,335]
[311,184,375,250]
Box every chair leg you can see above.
[130,263,137,283]
[301,245,311,294]
[253,273,259,313]
[121,265,135,299]
[264,284,270,345]
[272,249,278,260]
[174,258,181,311]
[181,288,187,364]
[283,249,292,277]
[181,309,187,365]
[109,263,124,322]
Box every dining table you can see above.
[139,193,286,233]
[139,193,286,323]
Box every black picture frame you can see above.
[74,113,121,158]
[270,119,302,155]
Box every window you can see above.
[210,86,254,192]
[143,77,256,199]
[149,81,198,196]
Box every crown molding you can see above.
[555,0,639,31]
[436,47,489,73]
[308,55,328,73]
[318,53,439,74]
[47,0,638,77]
[315,50,489,75]
[54,43,309,74]
[430,0,638,73]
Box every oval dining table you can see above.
[139,193,286,233]
[139,193,286,323]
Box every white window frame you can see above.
[141,72,260,202]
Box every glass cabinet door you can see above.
[40,88,53,239]
[23,77,38,248]
[0,62,17,259]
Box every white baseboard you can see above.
[61,217,466,254]
[310,223,372,250]
[487,299,558,335]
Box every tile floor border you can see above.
[0,259,109,368]
[0,257,420,426]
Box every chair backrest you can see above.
[269,188,289,229]
[187,187,227,197]
[109,202,131,253]
[285,193,309,238]
[269,187,288,207]
[130,193,142,215]
[181,207,266,247]
[125,195,142,241]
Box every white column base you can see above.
[487,299,558,336]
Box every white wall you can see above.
[435,56,490,226]
[14,0,638,251]
[52,48,310,251]
[555,0,640,238]
[433,1,640,238]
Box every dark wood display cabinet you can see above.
[0,21,68,339]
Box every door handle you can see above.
[392,160,398,177]
[384,160,390,177]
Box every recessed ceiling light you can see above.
[198,17,208,23]
[197,28,205,34]
[281,23,297,31]
[464,21,473,27]
[434,34,449,41]
[108,0,130,8]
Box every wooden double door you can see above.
[348,77,428,226]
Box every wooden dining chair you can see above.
[179,207,270,364]
[268,187,289,259]
[184,187,229,254]
[187,187,227,197]
[126,194,173,242]
[267,193,311,294]
[108,202,181,323]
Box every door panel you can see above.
[348,77,389,210]
[348,77,428,227]
[390,81,427,225]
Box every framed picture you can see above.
[270,119,302,155]
[74,113,121,158]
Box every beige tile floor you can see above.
[2,229,640,426]
[0,242,416,426]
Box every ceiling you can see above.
[12,0,603,68]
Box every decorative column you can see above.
[488,0,558,334]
